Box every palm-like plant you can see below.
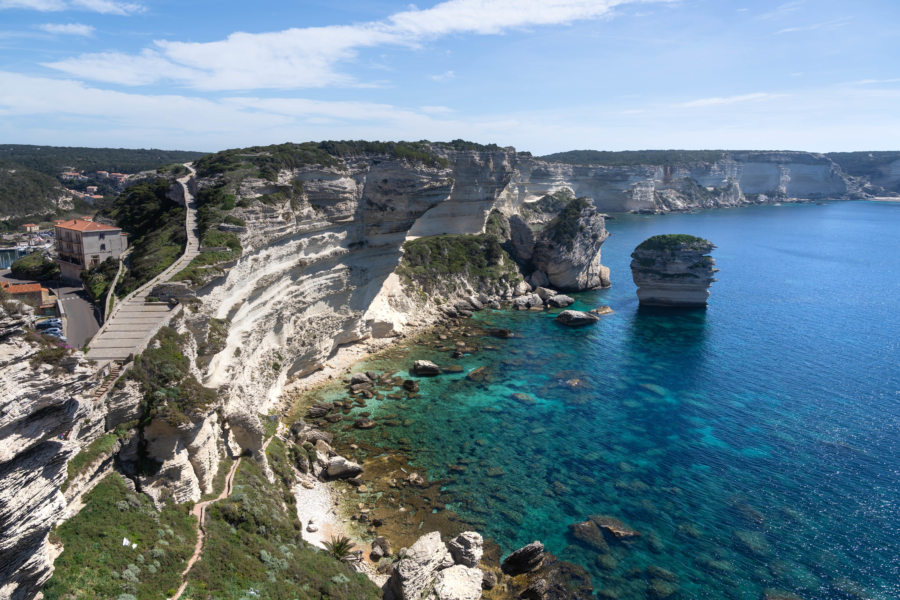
[323,535,357,562]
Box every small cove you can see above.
[303,200,900,599]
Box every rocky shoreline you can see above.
[285,298,617,599]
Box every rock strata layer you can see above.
[630,234,717,307]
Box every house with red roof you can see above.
[54,218,128,282]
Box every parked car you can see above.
[36,320,62,329]
[42,328,63,336]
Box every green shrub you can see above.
[43,473,195,600]
[102,179,186,296]
[10,251,59,280]
[181,438,380,599]
[634,234,713,252]
[396,232,520,295]
[127,327,217,427]
[81,256,119,304]
[541,197,591,251]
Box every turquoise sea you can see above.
[333,201,900,599]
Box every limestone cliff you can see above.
[630,234,717,307]
[506,150,861,213]
[0,302,95,600]
[193,145,519,437]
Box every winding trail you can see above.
[168,434,276,600]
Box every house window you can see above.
[100,243,106,251]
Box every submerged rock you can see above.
[589,515,641,539]
[411,360,441,376]
[630,234,717,307]
[569,520,610,553]
[554,310,601,327]
[501,541,545,576]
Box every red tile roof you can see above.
[1,282,47,294]
[23,223,37,227]
[55,218,121,232]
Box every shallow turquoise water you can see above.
[340,201,900,599]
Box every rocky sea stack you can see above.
[630,234,717,307]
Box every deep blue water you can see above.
[332,201,900,599]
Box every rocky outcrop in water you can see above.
[630,235,717,307]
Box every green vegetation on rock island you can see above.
[634,233,713,252]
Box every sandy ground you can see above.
[293,473,389,586]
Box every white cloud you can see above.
[1,0,141,13]
[71,0,141,15]
[0,0,65,9]
[44,0,672,90]
[430,70,455,81]
[3,71,898,154]
[679,92,784,108]
[776,17,851,35]
[39,22,94,35]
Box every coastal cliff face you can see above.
[198,147,520,435]
[630,235,717,307]
[504,151,859,213]
[0,304,94,600]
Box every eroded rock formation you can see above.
[0,303,94,599]
[630,234,717,307]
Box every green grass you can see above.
[181,437,380,599]
[634,234,713,252]
[64,433,118,489]
[127,327,217,428]
[172,230,242,287]
[43,473,196,600]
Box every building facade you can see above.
[55,218,127,282]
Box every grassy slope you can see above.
[182,437,380,599]
[101,178,186,296]
[44,473,196,600]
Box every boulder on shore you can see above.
[325,456,363,479]
[554,310,600,327]
[448,531,484,568]
[501,541,545,576]
[411,360,441,376]
[547,294,575,308]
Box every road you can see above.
[0,270,99,347]
[54,282,101,348]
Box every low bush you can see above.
[10,251,59,280]
[181,438,380,599]
[43,473,195,600]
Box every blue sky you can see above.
[0,0,898,153]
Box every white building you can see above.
[55,218,128,282]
